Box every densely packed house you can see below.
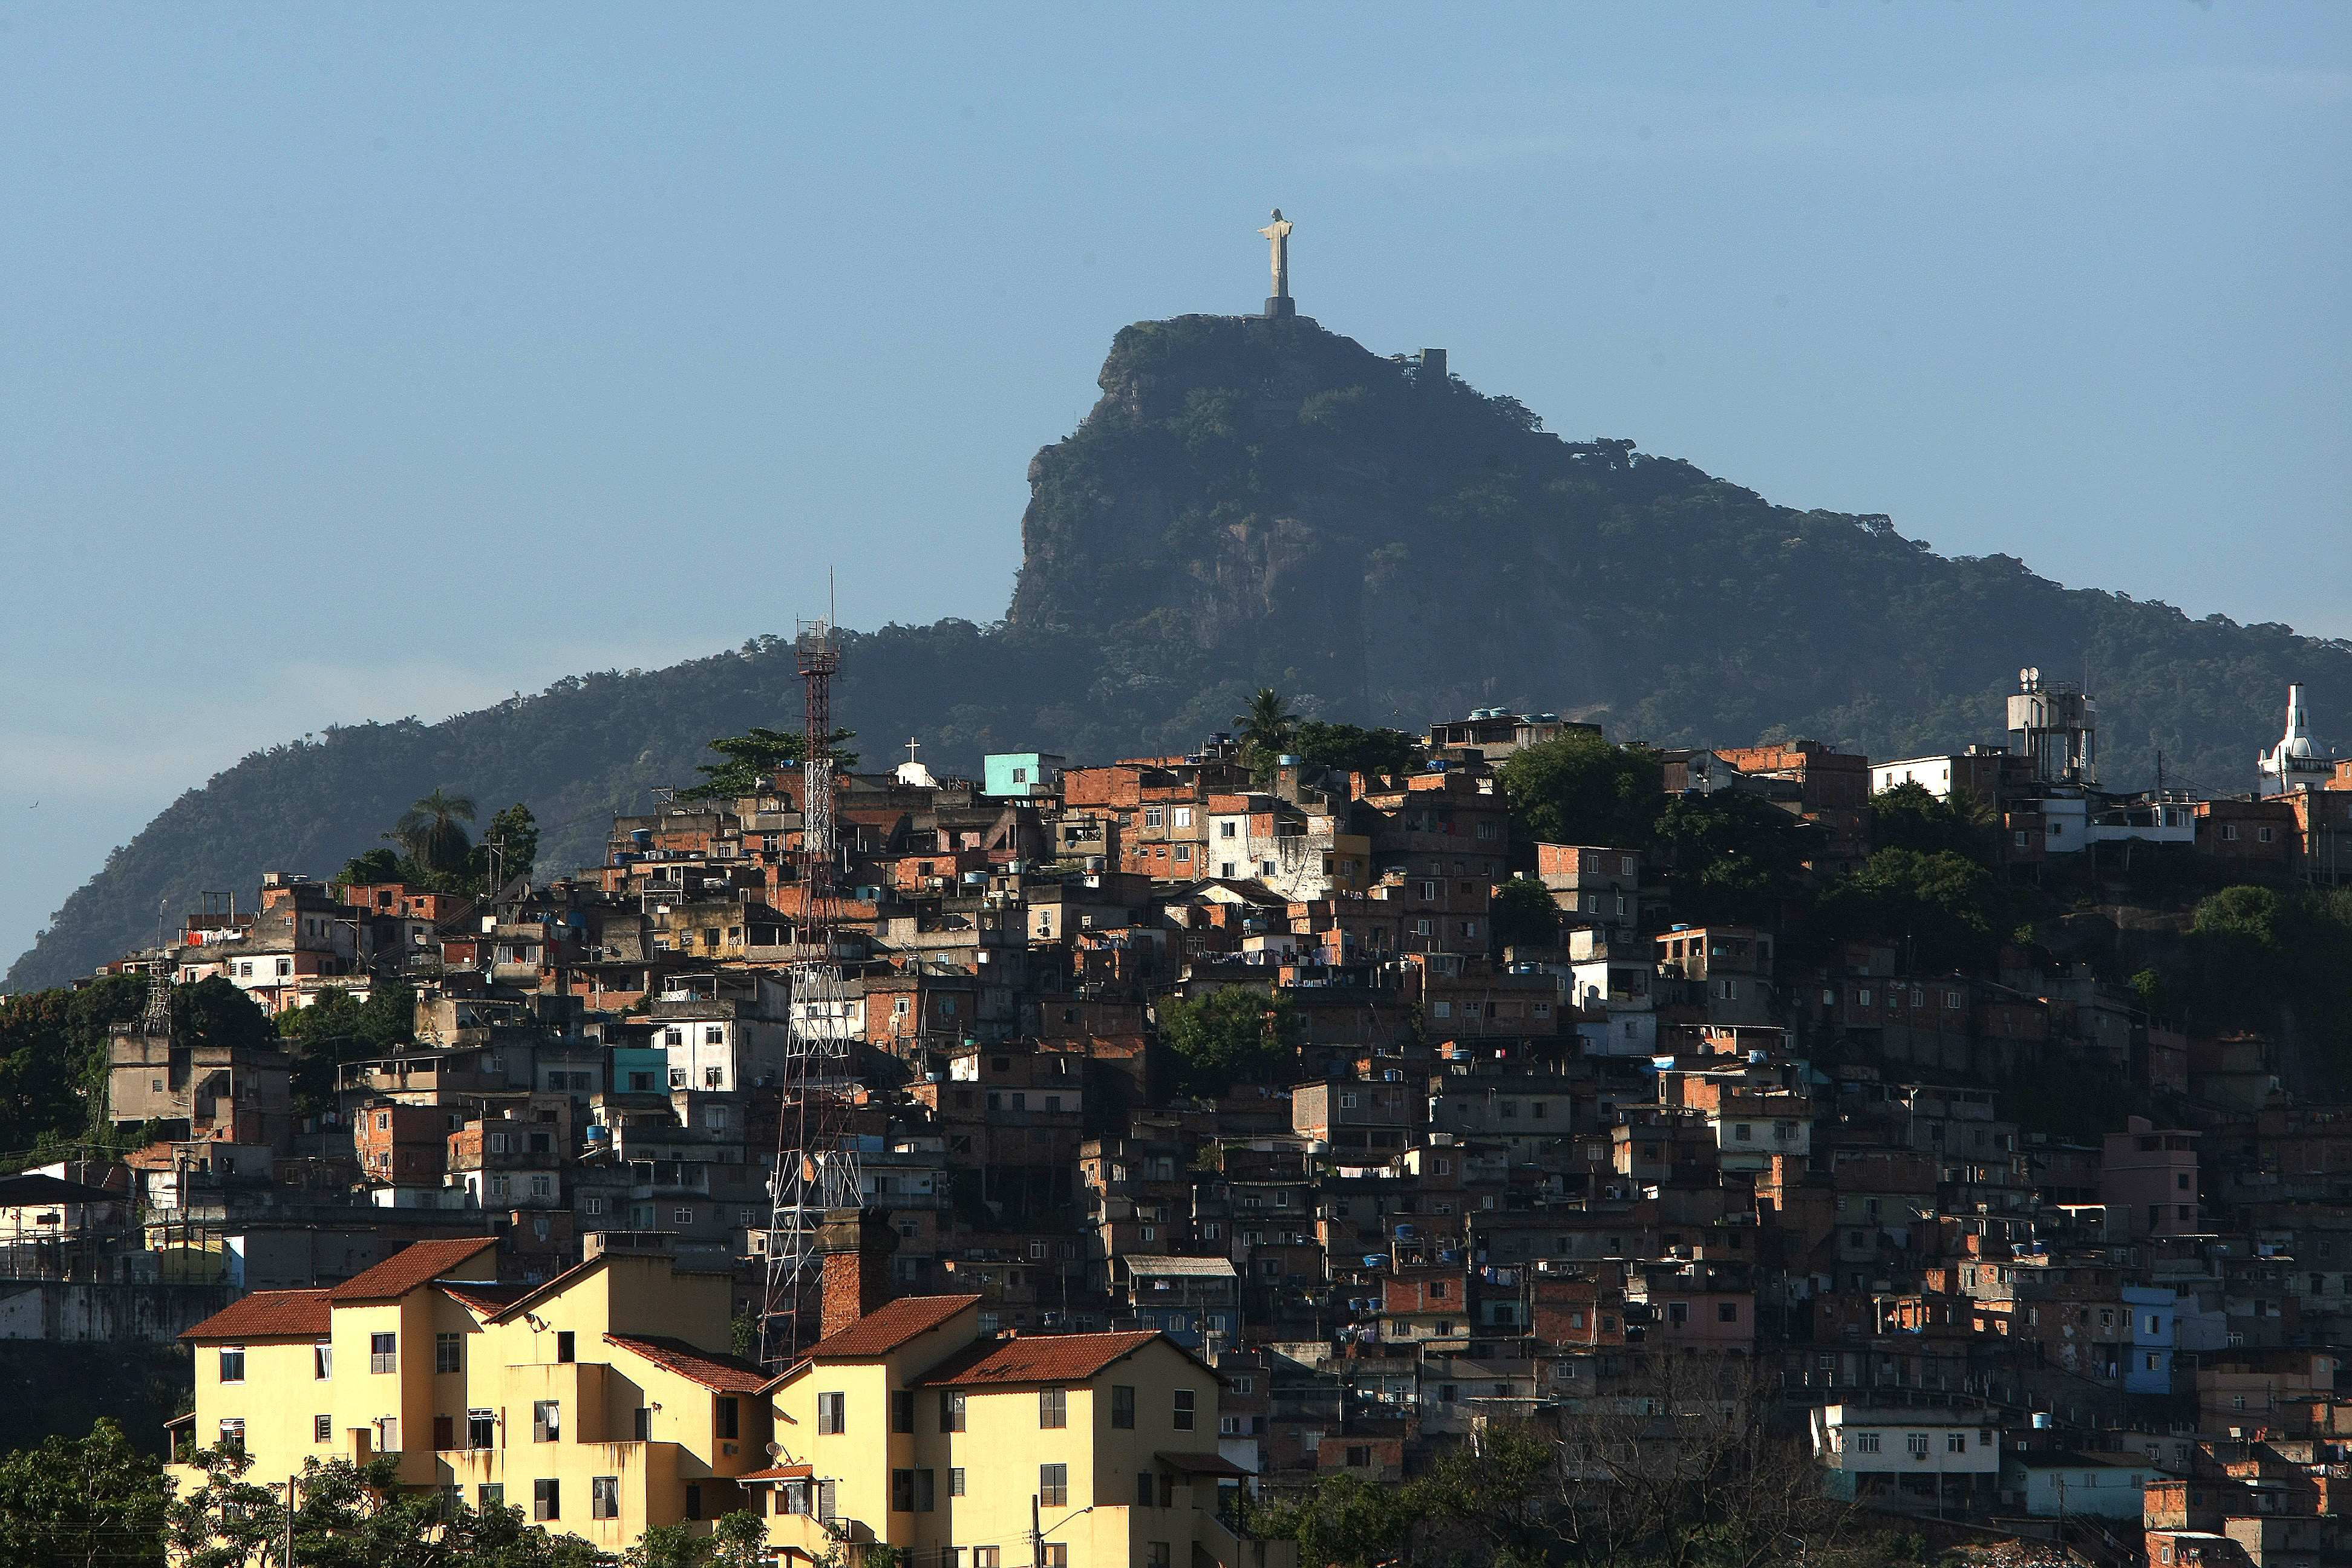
[33,675,2352,1564]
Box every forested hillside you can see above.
[11,313,2345,989]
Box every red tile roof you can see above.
[737,1464,813,1481]
[606,1334,773,1393]
[485,1253,608,1322]
[181,1289,332,1342]
[915,1330,1161,1388]
[327,1236,500,1302]
[802,1294,982,1361]
[441,1281,529,1317]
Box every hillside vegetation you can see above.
[12,313,2346,989]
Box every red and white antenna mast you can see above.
[760,607,864,1364]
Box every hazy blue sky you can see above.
[3,4,2348,967]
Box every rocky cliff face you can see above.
[12,312,2346,988]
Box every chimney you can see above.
[817,1207,898,1340]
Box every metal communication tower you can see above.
[759,613,865,1364]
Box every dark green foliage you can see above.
[1492,876,1563,953]
[2133,886,2352,1094]
[1245,1471,1418,1568]
[1157,988,1302,1095]
[0,973,146,1161]
[1234,688,1296,782]
[278,982,415,1116]
[390,788,477,874]
[0,1416,169,1568]
[678,727,860,803]
[16,313,2350,989]
[1498,734,1663,852]
[1869,782,1999,861]
[338,847,407,885]
[341,800,535,898]
[165,1446,624,1568]
[476,802,540,888]
[1651,792,1821,929]
[1291,720,1419,781]
[1815,848,2010,973]
[174,976,274,1057]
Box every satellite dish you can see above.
[765,1441,783,1459]
[2027,667,2040,684]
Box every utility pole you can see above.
[1033,1492,1043,1568]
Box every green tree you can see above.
[1651,792,1820,929]
[1491,876,1563,953]
[337,846,408,887]
[470,802,541,892]
[278,982,414,1117]
[1816,848,2007,973]
[1246,1471,1419,1568]
[1497,733,1662,851]
[1869,781,1998,863]
[175,976,275,1057]
[163,1445,285,1568]
[1234,688,1298,782]
[679,727,860,803]
[1157,988,1302,1095]
[0,1416,169,1568]
[390,789,478,874]
[0,973,151,1157]
[1292,721,1419,781]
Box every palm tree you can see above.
[1235,688,1297,780]
[390,788,477,872]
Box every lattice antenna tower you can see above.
[760,610,865,1364]
[143,899,174,1037]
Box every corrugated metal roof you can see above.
[1125,1254,1238,1278]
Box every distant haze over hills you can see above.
[10,313,2345,990]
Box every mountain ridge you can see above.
[11,312,2345,990]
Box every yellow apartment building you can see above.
[174,1217,1293,1567]
[174,1234,773,1558]
[745,1212,1293,1568]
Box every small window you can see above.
[592,1475,619,1519]
[718,1397,740,1440]
[1040,1463,1069,1507]
[534,1478,559,1521]
[1173,1389,1196,1431]
[818,1391,846,1434]
[1039,1388,1067,1428]
[891,1390,914,1433]
[941,1390,966,1432]
[1137,1471,1155,1508]
[471,1409,497,1448]
[370,1332,397,1374]
[313,1414,332,1443]
[534,1400,561,1442]
[436,1332,463,1373]
[950,1467,965,1497]
[218,1419,244,1452]
[219,1346,245,1384]
[1112,1385,1135,1429]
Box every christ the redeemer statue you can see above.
[1258,208,1296,319]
